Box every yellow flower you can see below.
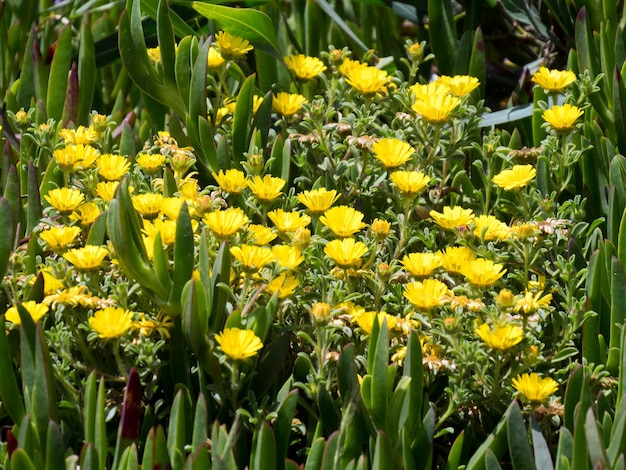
[132,311,173,339]
[272,92,307,117]
[390,171,431,195]
[293,227,311,250]
[40,269,64,295]
[53,144,99,172]
[402,252,441,277]
[247,224,277,245]
[44,285,101,308]
[208,47,225,68]
[493,165,537,191]
[412,93,461,125]
[215,327,263,361]
[89,307,134,339]
[514,291,553,315]
[311,302,331,322]
[136,153,166,174]
[338,58,367,77]
[59,126,98,144]
[371,138,414,168]
[370,218,391,240]
[266,273,299,298]
[147,47,161,65]
[96,154,131,181]
[509,222,537,239]
[512,373,559,403]
[345,65,389,96]
[403,278,449,310]
[473,215,510,241]
[247,175,286,203]
[44,188,85,213]
[272,245,304,270]
[409,82,450,101]
[39,225,81,251]
[284,54,327,81]
[324,238,368,269]
[160,197,184,220]
[179,180,199,200]
[5,301,49,325]
[215,31,254,60]
[213,169,247,194]
[71,202,101,226]
[542,103,583,132]
[430,206,474,229]
[437,246,476,274]
[132,193,164,219]
[142,219,177,247]
[436,75,480,97]
[203,208,249,238]
[355,311,397,335]
[96,181,120,202]
[63,245,109,271]
[230,244,274,272]
[475,323,524,350]
[319,206,367,238]
[268,209,311,233]
[461,258,506,286]
[531,67,576,93]
[296,188,340,215]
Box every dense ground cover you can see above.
[2,0,626,468]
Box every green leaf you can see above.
[372,431,393,468]
[313,0,369,54]
[78,18,96,124]
[26,162,41,235]
[167,387,191,468]
[320,432,340,470]
[156,0,177,86]
[46,25,73,122]
[428,0,457,75]
[86,211,108,246]
[275,391,299,466]
[304,437,326,470]
[585,408,610,468]
[11,449,37,470]
[0,315,25,424]
[16,29,38,109]
[447,431,465,470]
[554,427,573,470]
[191,393,208,451]
[232,74,256,167]
[0,197,14,281]
[169,202,194,312]
[44,421,65,470]
[466,401,516,470]
[192,3,283,60]
[507,401,535,470]
[606,256,626,375]
[250,422,277,470]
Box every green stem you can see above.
[113,338,128,380]
[393,199,412,259]
[61,308,97,367]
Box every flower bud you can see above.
[311,302,331,322]
[293,227,311,250]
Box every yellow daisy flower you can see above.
[514,291,553,315]
[96,181,120,202]
[284,54,327,81]
[319,205,367,238]
[436,75,480,97]
[268,209,311,233]
[5,301,49,325]
[96,154,131,181]
[437,246,476,274]
[296,188,340,215]
[215,31,254,60]
[142,219,177,247]
[215,327,263,361]
[412,93,461,125]
[475,323,524,350]
[402,252,441,277]
[512,373,559,403]
[53,144,100,172]
[403,278,450,310]
[338,58,367,77]
[493,165,537,191]
[472,215,510,241]
[39,225,81,251]
[89,307,134,339]
[160,197,184,220]
[132,193,164,219]
[272,92,307,117]
[230,244,274,272]
[461,258,506,287]
[59,126,98,144]
[208,47,225,68]
[345,65,389,96]
[212,169,247,194]
[324,238,368,269]
[272,245,305,270]
[542,103,584,132]
[247,175,286,203]
[531,67,576,93]
[62,245,108,271]
[370,218,391,240]
[265,273,300,298]
[203,208,249,239]
[44,188,85,213]
[71,202,101,226]
[429,206,475,229]
[136,153,166,174]
[355,311,397,335]
[390,171,431,195]
[371,138,414,168]
[247,224,277,245]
